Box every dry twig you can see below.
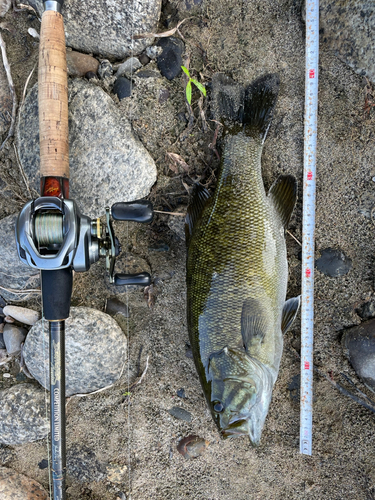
[13,144,33,199]
[286,230,302,246]
[21,63,36,107]
[0,32,17,150]
[133,18,191,40]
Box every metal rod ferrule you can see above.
[44,1,62,12]
[50,320,66,500]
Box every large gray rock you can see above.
[0,384,49,445]
[23,307,126,396]
[0,214,40,301]
[27,0,161,59]
[319,1,375,82]
[17,79,157,218]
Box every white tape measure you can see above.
[300,0,319,456]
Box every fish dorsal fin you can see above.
[268,174,297,228]
[241,298,268,351]
[185,183,211,248]
[281,296,301,334]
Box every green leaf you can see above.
[186,80,192,104]
[191,79,206,96]
[181,66,190,77]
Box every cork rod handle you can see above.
[38,10,69,179]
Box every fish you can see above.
[185,73,300,445]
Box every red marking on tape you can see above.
[307,171,313,180]
[304,361,310,370]
[305,268,311,278]
[309,69,315,78]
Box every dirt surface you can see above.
[1,0,375,499]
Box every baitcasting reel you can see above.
[15,197,153,286]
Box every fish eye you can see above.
[213,401,225,413]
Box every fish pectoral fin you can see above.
[268,174,297,228]
[241,298,267,351]
[281,296,301,334]
[185,183,211,248]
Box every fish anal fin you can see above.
[281,296,301,334]
[268,174,297,228]
[241,298,268,351]
[185,183,211,247]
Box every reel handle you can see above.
[39,5,69,180]
[112,200,153,223]
[114,272,151,286]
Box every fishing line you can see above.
[127,0,136,497]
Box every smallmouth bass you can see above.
[185,73,300,445]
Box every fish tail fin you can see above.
[211,73,279,142]
[243,74,280,142]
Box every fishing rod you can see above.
[300,0,319,456]
[15,1,153,498]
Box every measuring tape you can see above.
[300,0,319,456]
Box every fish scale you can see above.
[186,73,299,443]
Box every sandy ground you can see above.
[1,0,375,499]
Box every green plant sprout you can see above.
[181,66,206,105]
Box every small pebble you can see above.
[177,388,186,398]
[3,373,10,378]
[357,301,375,320]
[38,459,48,470]
[3,324,27,355]
[66,50,99,77]
[3,305,40,326]
[315,247,352,277]
[105,298,129,318]
[157,37,185,80]
[117,57,142,78]
[177,435,208,459]
[145,45,163,59]
[167,406,192,422]
[139,53,151,65]
[106,463,128,484]
[16,372,27,382]
[27,27,40,39]
[113,77,132,100]
[98,59,113,79]
[85,71,97,80]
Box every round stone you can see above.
[23,307,126,396]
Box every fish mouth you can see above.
[221,418,249,439]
